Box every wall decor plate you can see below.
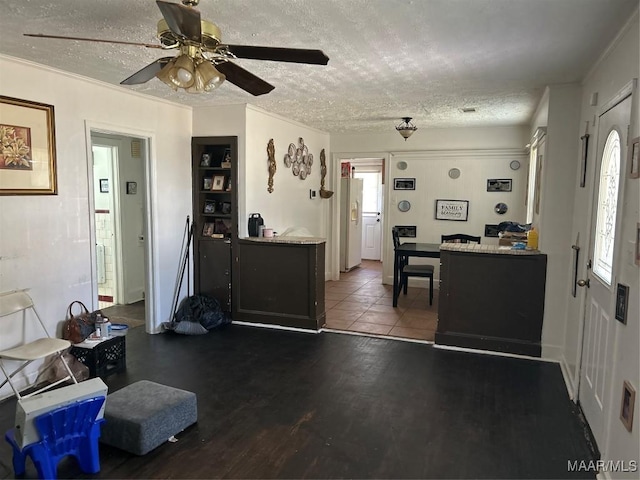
[397,160,408,170]
[448,168,461,179]
[510,160,521,170]
[398,200,411,212]
[495,202,508,214]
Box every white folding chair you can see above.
[0,290,78,399]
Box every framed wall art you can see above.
[211,175,226,191]
[487,178,512,192]
[126,181,137,195]
[629,136,639,179]
[620,380,636,432]
[395,225,417,237]
[99,179,109,193]
[435,199,469,221]
[615,283,629,324]
[0,95,57,195]
[393,178,416,190]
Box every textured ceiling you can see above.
[0,0,637,133]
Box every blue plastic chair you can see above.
[5,396,105,480]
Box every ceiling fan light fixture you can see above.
[396,117,417,141]
[196,60,226,92]
[168,54,196,88]
[156,59,179,90]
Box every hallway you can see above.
[324,260,437,341]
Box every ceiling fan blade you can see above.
[215,62,275,96]
[121,57,174,85]
[156,0,201,43]
[225,45,329,65]
[24,33,163,49]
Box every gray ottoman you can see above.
[100,380,197,455]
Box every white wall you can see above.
[568,11,639,475]
[0,55,192,397]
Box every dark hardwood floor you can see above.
[0,325,595,479]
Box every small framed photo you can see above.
[202,222,215,237]
[393,178,416,190]
[620,380,636,432]
[221,148,232,168]
[99,178,109,193]
[615,283,629,324]
[211,175,226,191]
[629,136,639,179]
[200,153,211,167]
[203,200,216,214]
[487,178,512,192]
[203,177,212,190]
[220,202,232,214]
[126,181,137,195]
[395,225,417,237]
[435,199,469,221]
[484,224,500,237]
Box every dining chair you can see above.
[392,228,435,305]
[441,233,481,244]
[0,290,79,400]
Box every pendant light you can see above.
[396,117,418,141]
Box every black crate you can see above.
[70,335,126,378]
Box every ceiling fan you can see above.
[24,0,329,96]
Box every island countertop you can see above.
[241,236,326,245]
[439,243,542,255]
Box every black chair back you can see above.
[441,233,481,244]
[392,227,401,249]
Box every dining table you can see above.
[393,242,441,307]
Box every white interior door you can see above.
[578,91,631,450]
[354,170,382,260]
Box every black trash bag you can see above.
[168,294,230,335]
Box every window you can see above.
[592,129,621,285]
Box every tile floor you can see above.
[324,260,438,341]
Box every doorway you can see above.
[90,132,148,323]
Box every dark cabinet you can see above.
[192,136,237,312]
[436,249,547,357]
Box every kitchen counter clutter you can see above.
[242,236,326,245]
[233,238,326,330]
[436,245,547,356]
[439,242,540,255]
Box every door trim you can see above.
[85,121,157,333]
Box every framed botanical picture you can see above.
[393,178,416,190]
[486,178,512,192]
[0,95,57,195]
[211,175,226,191]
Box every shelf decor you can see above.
[0,95,57,195]
[267,138,276,193]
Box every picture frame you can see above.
[636,223,640,266]
[202,222,215,237]
[341,162,351,178]
[486,178,512,192]
[126,181,137,195]
[435,199,469,221]
[393,178,416,190]
[203,177,212,190]
[615,283,629,324]
[580,133,590,187]
[203,200,216,214]
[484,224,500,238]
[221,148,232,168]
[220,202,232,214]
[0,95,57,195]
[629,136,639,179]
[99,178,109,193]
[211,175,226,191]
[395,225,417,238]
[620,380,636,432]
[200,153,211,167]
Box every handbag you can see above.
[62,301,99,344]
